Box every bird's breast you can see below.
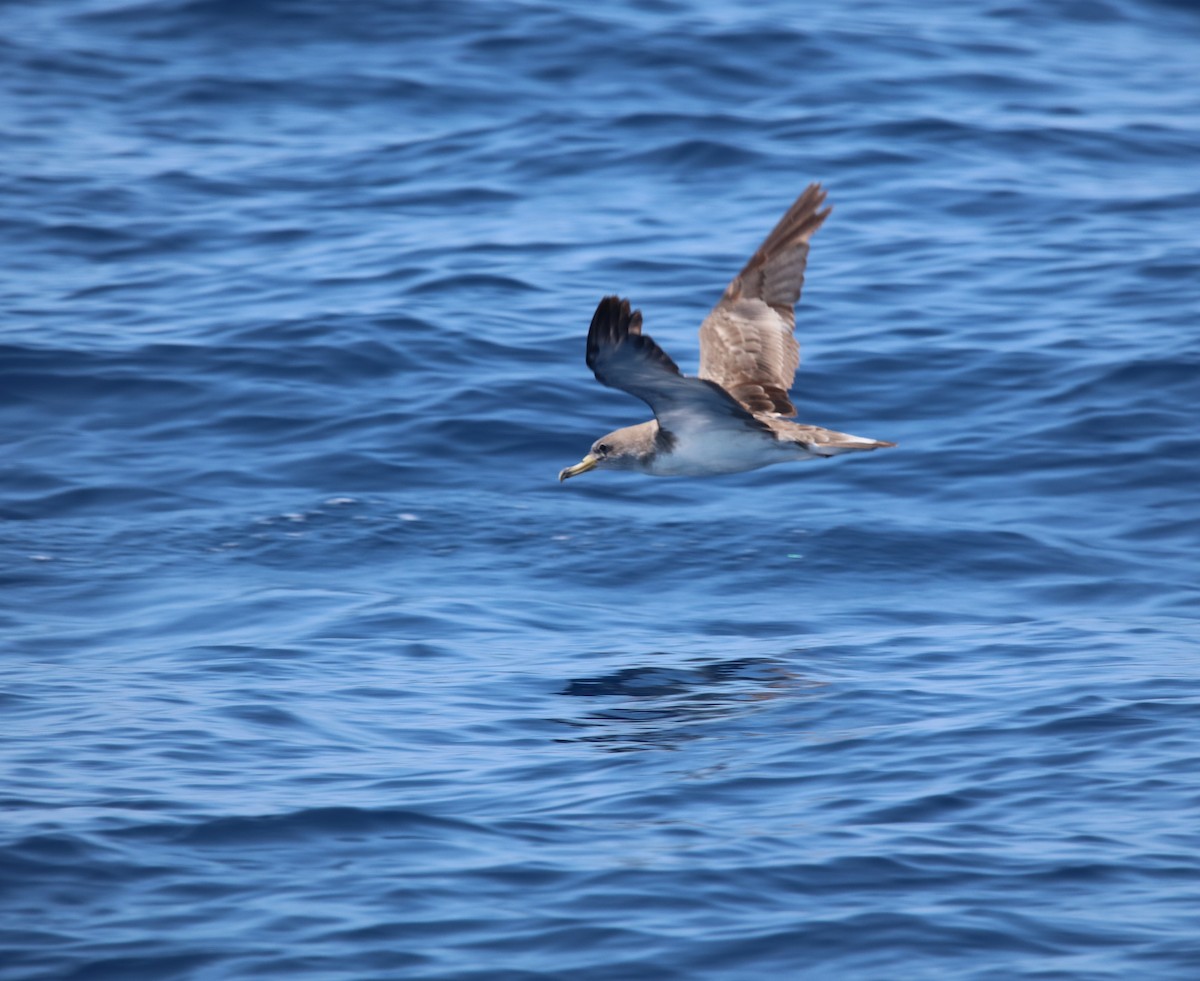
[645,429,803,476]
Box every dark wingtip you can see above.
[586,294,640,369]
[591,295,637,333]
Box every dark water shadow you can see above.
[552,655,823,752]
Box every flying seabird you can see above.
[558,184,895,481]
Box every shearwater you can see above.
[559,184,895,482]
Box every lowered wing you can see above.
[586,295,766,439]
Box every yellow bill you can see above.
[558,453,598,482]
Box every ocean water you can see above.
[3,0,1200,978]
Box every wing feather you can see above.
[698,183,831,416]
[586,296,766,437]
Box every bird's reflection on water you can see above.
[554,656,824,751]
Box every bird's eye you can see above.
[596,443,610,455]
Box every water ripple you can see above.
[3,0,1200,978]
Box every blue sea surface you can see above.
[3,1,1200,978]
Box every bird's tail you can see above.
[800,429,896,456]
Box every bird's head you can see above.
[558,423,656,481]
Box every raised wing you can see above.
[586,296,766,437]
[698,183,831,416]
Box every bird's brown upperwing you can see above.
[697,183,831,416]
